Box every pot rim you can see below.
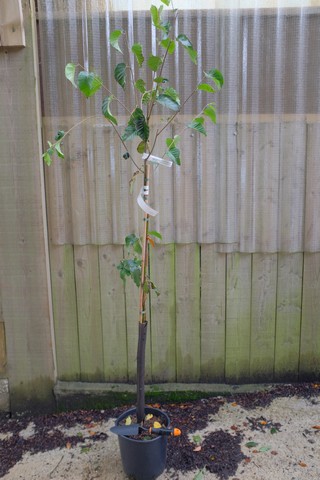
[115,406,170,443]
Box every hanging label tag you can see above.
[137,187,158,216]
[142,153,172,168]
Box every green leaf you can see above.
[142,91,153,104]
[133,108,149,142]
[43,151,52,166]
[148,230,163,240]
[156,94,180,111]
[122,124,137,142]
[193,435,202,445]
[197,83,216,93]
[153,77,168,84]
[65,63,77,88]
[137,141,147,154]
[132,43,144,67]
[166,146,181,165]
[193,470,205,480]
[165,138,181,165]
[77,71,102,97]
[160,38,175,54]
[135,79,146,93]
[55,130,65,141]
[176,34,197,64]
[259,446,271,452]
[147,55,163,72]
[114,63,127,89]
[55,142,65,159]
[160,0,170,5]
[102,96,118,125]
[271,427,279,434]
[203,103,217,124]
[109,30,123,53]
[245,441,258,448]
[188,117,207,136]
[122,108,149,142]
[150,5,163,28]
[176,34,193,48]
[204,68,224,89]
[166,135,180,149]
[163,87,180,106]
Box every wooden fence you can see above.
[50,246,320,386]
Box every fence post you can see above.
[0,0,56,412]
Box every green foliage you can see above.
[188,117,207,136]
[109,30,123,53]
[114,63,127,89]
[102,96,118,125]
[165,136,181,165]
[156,94,180,111]
[122,108,149,142]
[147,55,163,72]
[197,83,215,93]
[204,68,224,89]
[65,63,77,88]
[77,71,102,97]
[132,43,144,67]
[160,38,175,54]
[135,79,146,93]
[203,103,217,124]
[176,34,197,64]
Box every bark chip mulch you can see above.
[0,383,319,479]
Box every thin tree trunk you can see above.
[136,162,150,423]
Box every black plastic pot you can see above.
[115,406,170,480]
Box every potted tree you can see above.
[43,1,223,478]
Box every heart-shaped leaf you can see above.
[77,71,102,97]
[156,94,180,111]
[147,55,163,72]
[204,68,224,89]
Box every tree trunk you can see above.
[136,162,150,423]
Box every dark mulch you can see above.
[0,383,319,479]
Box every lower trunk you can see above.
[136,321,148,423]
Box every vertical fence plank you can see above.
[0,322,6,377]
[176,244,201,382]
[150,244,176,382]
[250,254,277,381]
[99,245,127,382]
[274,253,303,381]
[74,245,104,381]
[300,253,320,379]
[200,246,226,381]
[50,245,80,381]
[226,253,251,383]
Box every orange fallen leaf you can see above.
[193,446,202,452]
[260,420,267,425]
[231,402,237,407]
[252,450,259,454]
[66,442,72,449]
[88,430,96,436]
[230,425,238,431]
[312,425,320,430]
[244,458,251,463]
[271,451,278,456]
[299,462,307,468]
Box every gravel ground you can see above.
[0,384,319,480]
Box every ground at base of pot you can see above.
[0,383,319,480]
